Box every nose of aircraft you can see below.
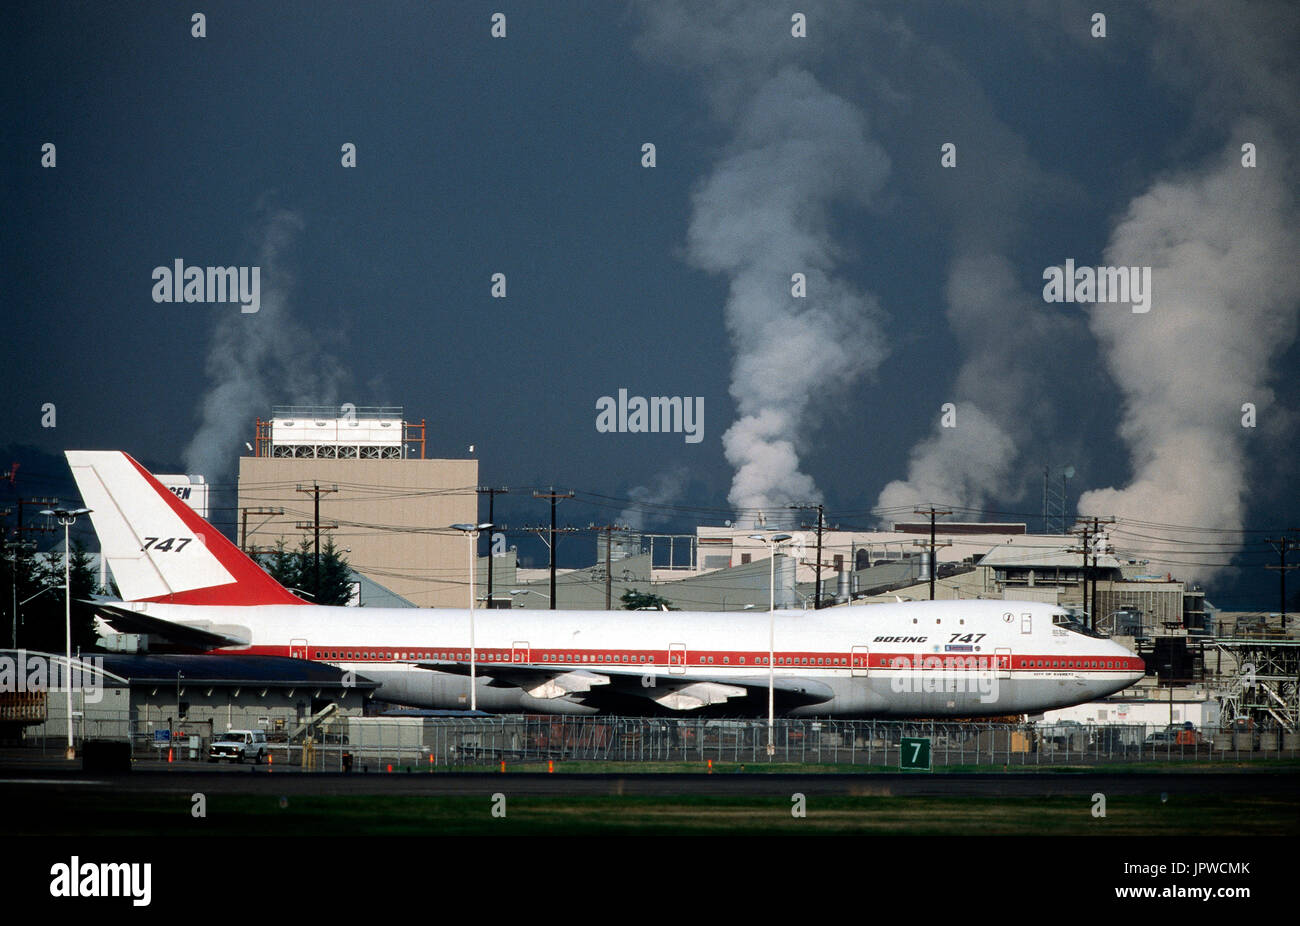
[1111,639,1145,678]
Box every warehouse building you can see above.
[237,406,477,608]
[4,649,376,753]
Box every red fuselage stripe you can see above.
[226,644,1144,672]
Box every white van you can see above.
[208,729,269,763]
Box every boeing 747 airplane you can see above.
[66,450,1144,716]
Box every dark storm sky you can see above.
[4,1,1298,608]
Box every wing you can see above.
[414,660,833,713]
[88,600,251,649]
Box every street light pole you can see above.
[508,589,550,606]
[451,522,492,711]
[41,507,91,760]
[750,532,791,758]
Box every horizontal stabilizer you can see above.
[91,601,251,649]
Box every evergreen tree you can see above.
[1,540,40,649]
[298,537,354,606]
[19,539,100,653]
[257,537,353,606]
[259,539,300,591]
[620,588,675,611]
[314,537,355,606]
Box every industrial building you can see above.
[507,551,796,611]
[1,649,376,754]
[236,406,477,607]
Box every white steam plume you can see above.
[183,209,348,481]
[636,2,892,522]
[637,3,892,521]
[876,254,1068,516]
[698,67,890,516]
[1077,0,1300,583]
[639,11,892,517]
[1078,124,1300,582]
[860,7,1082,522]
[618,466,690,531]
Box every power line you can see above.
[1264,532,1300,628]
[477,486,509,608]
[913,507,952,601]
[532,489,574,609]
[789,503,827,608]
[295,483,338,593]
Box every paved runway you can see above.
[2,766,1295,798]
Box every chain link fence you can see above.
[11,712,1299,770]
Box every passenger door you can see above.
[995,648,1012,679]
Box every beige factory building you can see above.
[236,407,477,607]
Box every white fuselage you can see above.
[132,597,1144,717]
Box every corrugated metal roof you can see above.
[96,653,377,688]
[977,544,1123,569]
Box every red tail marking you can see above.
[123,454,305,606]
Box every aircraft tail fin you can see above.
[65,450,304,606]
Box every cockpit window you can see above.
[1052,612,1107,639]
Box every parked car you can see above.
[208,729,268,763]
[1041,720,1085,747]
[1144,728,1179,745]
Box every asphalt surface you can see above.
[2,763,1296,798]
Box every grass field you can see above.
[9,789,1298,836]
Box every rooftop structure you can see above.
[252,406,426,460]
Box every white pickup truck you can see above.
[208,729,269,764]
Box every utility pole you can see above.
[1264,532,1299,629]
[477,487,509,608]
[813,505,824,609]
[913,507,952,601]
[1,505,11,647]
[239,507,284,552]
[7,496,57,647]
[295,483,337,595]
[1091,519,1100,628]
[1083,519,1099,628]
[590,524,627,609]
[533,489,573,609]
[1090,517,1114,629]
[1070,517,1114,630]
[788,504,827,608]
[4,530,36,649]
[17,497,60,539]
[1071,520,1092,628]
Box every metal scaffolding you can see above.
[1207,637,1299,732]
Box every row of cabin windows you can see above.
[307,651,1126,670]
[884,658,1125,670]
[310,650,851,667]
[316,651,461,660]
[1023,659,1122,669]
[531,653,847,666]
